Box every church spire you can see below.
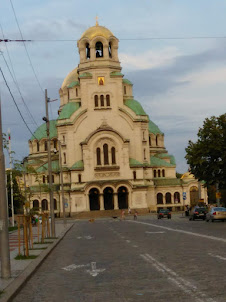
[95,16,99,26]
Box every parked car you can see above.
[158,209,171,219]
[206,207,226,222]
[189,207,207,221]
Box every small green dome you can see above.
[30,120,57,141]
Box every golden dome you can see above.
[61,68,78,89]
[80,25,114,40]
[181,172,195,179]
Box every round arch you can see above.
[89,188,100,211]
[103,187,114,210]
[117,186,128,209]
[165,192,172,204]
[157,193,163,204]
[33,199,39,209]
[41,199,48,211]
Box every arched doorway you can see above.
[190,186,199,206]
[33,199,39,209]
[42,199,48,211]
[157,193,163,204]
[118,186,128,209]
[104,187,114,210]
[89,188,100,211]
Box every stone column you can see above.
[113,193,119,210]
[163,194,166,205]
[103,46,109,59]
[90,47,96,60]
[100,194,104,210]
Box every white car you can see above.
[206,207,226,222]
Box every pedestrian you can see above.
[121,209,125,220]
[134,211,138,220]
[128,207,131,215]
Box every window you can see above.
[33,200,39,209]
[44,141,48,151]
[96,42,103,57]
[63,153,66,164]
[94,95,98,107]
[68,89,70,100]
[133,171,136,180]
[166,192,172,204]
[53,140,57,149]
[42,199,48,211]
[54,199,57,210]
[52,175,54,183]
[76,88,78,97]
[158,170,161,177]
[174,192,180,203]
[143,131,145,141]
[43,175,45,183]
[78,174,82,183]
[37,142,39,152]
[47,175,49,183]
[154,170,157,178]
[157,193,163,204]
[109,42,112,58]
[144,149,146,160]
[106,95,110,107]
[96,148,101,165]
[124,86,126,94]
[162,169,165,177]
[156,136,158,146]
[103,144,109,165]
[63,135,65,143]
[86,43,90,59]
[149,136,151,146]
[111,147,116,164]
[100,95,104,107]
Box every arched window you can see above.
[63,135,65,143]
[37,142,39,152]
[53,140,57,149]
[54,199,57,210]
[149,136,151,146]
[166,192,172,204]
[63,153,66,164]
[78,174,82,183]
[96,42,103,57]
[144,149,146,160]
[47,175,49,183]
[96,148,101,165]
[100,95,104,107]
[124,86,126,94]
[33,200,39,209]
[158,169,161,177]
[157,193,163,204]
[143,131,145,141]
[174,192,180,203]
[42,199,48,211]
[44,141,48,151]
[94,95,98,107]
[76,88,78,97]
[103,144,109,165]
[42,175,45,183]
[162,169,165,177]
[106,94,110,106]
[154,170,157,178]
[133,171,136,180]
[86,43,90,59]
[111,147,116,164]
[109,42,112,58]
[68,89,70,100]
[156,136,158,146]
[52,175,54,183]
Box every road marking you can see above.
[128,221,226,243]
[126,240,131,243]
[76,236,93,240]
[208,253,226,261]
[133,245,138,248]
[62,264,89,271]
[141,253,215,302]
[145,231,165,234]
[86,262,105,277]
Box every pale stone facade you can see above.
[26,23,207,216]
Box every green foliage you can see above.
[176,172,183,179]
[15,255,38,260]
[185,114,226,188]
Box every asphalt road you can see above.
[13,214,226,302]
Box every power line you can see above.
[9,0,44,94]
[0,67,38,139]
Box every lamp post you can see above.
[57,140,66,225]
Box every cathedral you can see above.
[26,22,207,216]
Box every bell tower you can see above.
[77,21,121,72]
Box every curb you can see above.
[0,223,74,302]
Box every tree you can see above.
[185,113,226,189]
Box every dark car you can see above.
[158,209,171,219]
[189,207,207,221]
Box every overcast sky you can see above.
[0,0,226,172]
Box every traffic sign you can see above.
[183,192,186,200]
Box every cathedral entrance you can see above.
[104,187,114,210]
[118,186,128,209]
[89,188,100,211]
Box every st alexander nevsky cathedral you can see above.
[25,22,207,216]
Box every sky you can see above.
[0,0,226,172]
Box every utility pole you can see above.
[43,89,55,237]
[22,157,28,214]
[8,129,15,226]
[58,140,66,225]
[0,97,11,278]
[216,181,220,207]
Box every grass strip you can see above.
[15,255,38,260]
[8,226,18,232]
[34,241,54,244]
[29,247,47,250]
[45,237,58,239]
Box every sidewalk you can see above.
[0,220,74,301]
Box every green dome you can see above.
[30,120,57,141]
[124,99,147,116]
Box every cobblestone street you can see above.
[13,215,226,302]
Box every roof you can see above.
[70,160,84,170]
[58,102,81,120]
[123,79,133,85]
[148,119,163,135]
[110,71,124,77]
[80,25,114,40]
[30,120,57,141]
[124,99,147,116]
[36,160,59,173]
[157,153,176,165]
[150,155,175,167]
[79,72,92,79]
[129,158,144,167]
[154,178,182,186]
[61,68,78,89]
[67,81,80,88]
